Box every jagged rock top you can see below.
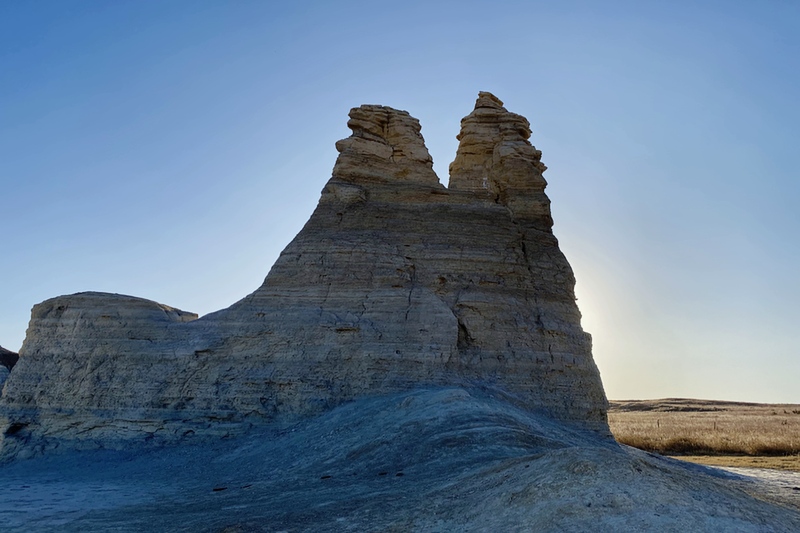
[332,104,441,186]
[450,92,549,222]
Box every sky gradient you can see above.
[2,1,798,402]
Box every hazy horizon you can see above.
[2,1,798,403]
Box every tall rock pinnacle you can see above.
[450,91,552,227]
[0,93,608,458]
[2,95,795,533]
[332,105,440,186]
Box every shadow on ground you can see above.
[1,388,798,532]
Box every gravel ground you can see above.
[713,466,800,512]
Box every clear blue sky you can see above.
[2,1,798,402]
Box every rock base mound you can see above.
[0,389,797,532]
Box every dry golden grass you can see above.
[608,399,800,460]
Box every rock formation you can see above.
[0,346,18,391]
[1,94,798,531]
[0,92,606,456]
[0,346,18,372]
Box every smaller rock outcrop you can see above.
[0,346,18,390]
[332,104,440,186]
[0,346,18,372]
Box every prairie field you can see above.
[608,399,800,471]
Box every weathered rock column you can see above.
[450,91,552,227]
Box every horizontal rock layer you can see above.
[0,93,608,457]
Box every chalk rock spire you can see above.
[0,346,18,372]
[332,105,441,186]
[449,91,552,226]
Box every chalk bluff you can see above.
[0,92,607,457]
[2,94,799,532]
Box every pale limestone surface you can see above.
[0,93,606,457]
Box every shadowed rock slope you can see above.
[0,92,606,457]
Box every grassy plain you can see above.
[608,399,800,471]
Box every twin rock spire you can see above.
[330,91,553,227]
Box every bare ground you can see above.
[1,389,798,532]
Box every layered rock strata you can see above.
[0,93,607,456]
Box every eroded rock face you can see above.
[0,93,607,457]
